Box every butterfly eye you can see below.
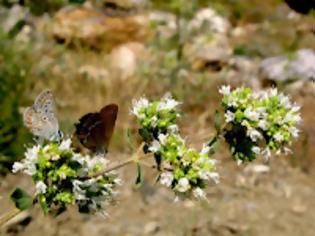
[42,116,48,121]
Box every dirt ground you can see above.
[1,153,315,236]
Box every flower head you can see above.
[220,86,301,162]
[133,95,219,199]
[12,139,120,215]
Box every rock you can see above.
[287,80,315,96]
[144,221,160,234]
[148,11,177,39]
[52,6,149,49]
[291,200,307,214]
[244,164,270,174]
[186,35,232,71]
[188,8,230,35]
[260,49,315,83]
[109,42,146,79]
[231,24,259,38]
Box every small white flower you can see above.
[177,145,185,156]
[252,146,261,155]
[158,133,168,144]
[244,108,260,121]
[291,104,300,113]
[227,97,238,107]
[224,110,235,123]
[113,178,123,186]
[176,178,190,192]
[219,85,231,95]
[289,113,302,123]
[256,107,267,115]
[167,124,178,133]
[288,127,299,138]
[269,88,278,97]
[262,148,271,161]
[279,94,291,109]
[200,144,210,155]
[246,128,262,142]
[148,140,161,152]
[73,180,87,200]
[35,181,47,195]
[160,172,174,187]
[208,172,220,184]
[51,154,61,161]
[24,163,37,176]
[193,187,206,199]
[150,116,158,127]
[284,147,292,154]
[25,145,40,161]
[158,96,180,111]
[59,139,72,151]
[274,132,284,142]
[12,162,24,173]
[72,153,86,165]
[131,97,149,118]
[258,120,269,130]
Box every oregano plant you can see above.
[0,85,301,226]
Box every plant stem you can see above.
[0,208,21,227]
[85,142,151,179]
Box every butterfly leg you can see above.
[33,136,44,145]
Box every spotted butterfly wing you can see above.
[23,90,61,142]
[75,104,118,154]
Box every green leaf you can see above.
[10,188,33,211]
[214,110,221,134]
[138,128,152,142]
[135,163,144,188]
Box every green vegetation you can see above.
[0,31,33,175]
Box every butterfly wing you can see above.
[23,106,45,137]
[75,112,103,151]
[75,104,118,153]
[100,104,119,150]
[23,90,60,141]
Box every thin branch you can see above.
[0,208,22,227]
[81,143,151,179]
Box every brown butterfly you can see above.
[74,104,118,154]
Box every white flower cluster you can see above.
[132,95,219,199]
[131,94,180,128]
[71,153,121,214]
[72,175,121,215]
[220,85,301,162]
[156,136,219,199]
[12,139,121,215]
[12,144,41,176]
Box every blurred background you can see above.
[0,0,314,235]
